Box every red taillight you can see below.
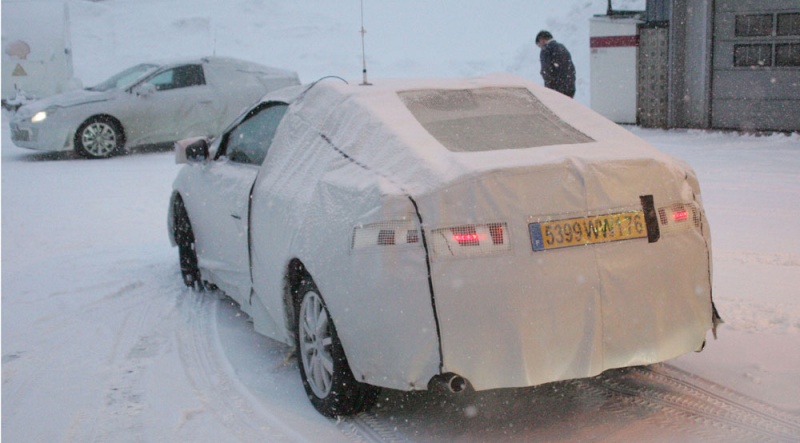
[655,202,701,235]
[450,224,505,246]
[673,209,689,222]
[432,222,510,257]
[658,205,690,225]
[451,226,480,246]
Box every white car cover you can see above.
[191,73,718,392]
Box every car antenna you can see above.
[359,0,372,86]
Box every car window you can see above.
[146,64,206,91]
[87,63,159,91]
[221,103,289,166]
[398,87,594,152]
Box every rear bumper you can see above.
[418,159,713,391]
[431,229,711,391]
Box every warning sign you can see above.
[12,64,27,76]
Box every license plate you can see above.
[530,211,647,251]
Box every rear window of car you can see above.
[398,87,593,152]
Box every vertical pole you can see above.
[360,0,371,85]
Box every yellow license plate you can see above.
[530,211,647,251]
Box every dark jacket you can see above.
[539,40,576,98]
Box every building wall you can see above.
[638,25,669,128]
[668,0,714,129]
[711,0,800,131]
[645,0,670,23]
[590,17,642,124]
[667,0,800,132]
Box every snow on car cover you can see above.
[242,73,717,392]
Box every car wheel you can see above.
[295,280,378,417]
[173,196,202,289]
[74,116,123,158]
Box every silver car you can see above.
[9,57,299,158]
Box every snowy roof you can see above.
[269,73,678,196]
[142,56,299,79]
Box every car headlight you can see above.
[31,111,48,122]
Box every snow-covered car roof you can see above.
[142,55,287,71]
[195,56,298,78]
[264,73,687,197]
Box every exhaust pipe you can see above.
[429,373,468,393]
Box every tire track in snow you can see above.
[71,277,174,442]
[647,365,800,440]
[192,287,799,442]
[181,287,409,443]
[326,364,800,442]
[585,364,800,442]
[175,290,295,441]
[337,411,412,443]
[175,289,352,442]
[5,273,169,443]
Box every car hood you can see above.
[18,89,115,116]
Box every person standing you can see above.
[536,30,576,98]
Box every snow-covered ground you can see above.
[2,0,799,441]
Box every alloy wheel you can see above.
[298,291,334,398]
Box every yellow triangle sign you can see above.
[12,64,27,76]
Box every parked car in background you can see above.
[168,74,722,417]
[9,57,299,158]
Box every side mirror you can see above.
[175,136,210,164]
[133,83,157,97]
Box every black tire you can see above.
[74,116,124,158]
[173,196,202,289]
[295,279,378,417]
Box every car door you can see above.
[122,64,218,144]
[188,102,289,303]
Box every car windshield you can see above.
[86,63,159,92]
[398,87,594,152]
